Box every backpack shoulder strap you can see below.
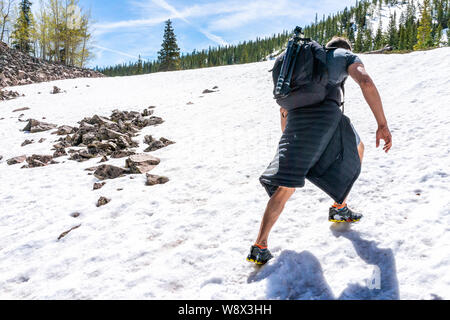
[340,78,347,114]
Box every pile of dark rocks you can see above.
[0,41,103,90]
[52,108,166,162]
[6,108,174,186]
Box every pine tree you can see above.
[387,12,398,47]
[434,23,443,46]
[158,19,180,72]
[11,0,35,53]
[363,27,373,51]
[355,27,364,52]
[374,22,384,49]
[414,0,433,49]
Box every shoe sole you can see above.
[246,258,268,265]
[329,218,361,223]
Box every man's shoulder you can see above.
[329,48,363,68]
[330,48,356,58]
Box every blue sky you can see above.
[79,0,357,68]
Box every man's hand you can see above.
[376,126,392,153]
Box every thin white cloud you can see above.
[207,0,314,32]
[94,16,171,35]
[92,45,141,60]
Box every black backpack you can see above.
[272,28,335,111]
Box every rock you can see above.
[70,212,81,218]
[93,182,106,190]
[144,140,165,152]
[160,137,175,146]
[88,115,116,127]
[145,116,164,126]
[146,174,169,186]
[57,224,81,241]
[126,154,160,174]
[7,155,27,165]
[78,150,96,159]
[69,152,84,162]
[21,139,34,147]
[81,132,97,145]
[54,125,74,135]
[38,138,46,143]
[0,155,2,161]
[53,148,67,158]
[99,155,108,163]
[111,150,135,159]
[22,119,57,133]
[142,108,154,117]
[51,86,62,94]
[144,135,155,145]
[0,90,20,101]
[17,70,27,80]
[13,107,30,113]
[202,89,217,94]
[96,197,111,207]
[186,102,194,105]
[144,137,175,152]
[25,154,54,168]
[212,86,219,89]
[94,164,129,180]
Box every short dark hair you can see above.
[326,37,352,51]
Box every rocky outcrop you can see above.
[0,41,103,90]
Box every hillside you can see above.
[0,47,449,299]
[0,41,103,96]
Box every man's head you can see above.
[326,37,353,51]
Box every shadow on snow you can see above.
[247,227,399,300]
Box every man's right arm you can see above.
[348,63,392,153]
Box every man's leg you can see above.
[255,186,295,248]
[335,141,365,206]
[330,141,365,222]
[357,141,365,163]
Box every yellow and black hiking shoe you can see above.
[246,245,273,265]
[329,204,363,223]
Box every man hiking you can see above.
[247,36,392,265]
